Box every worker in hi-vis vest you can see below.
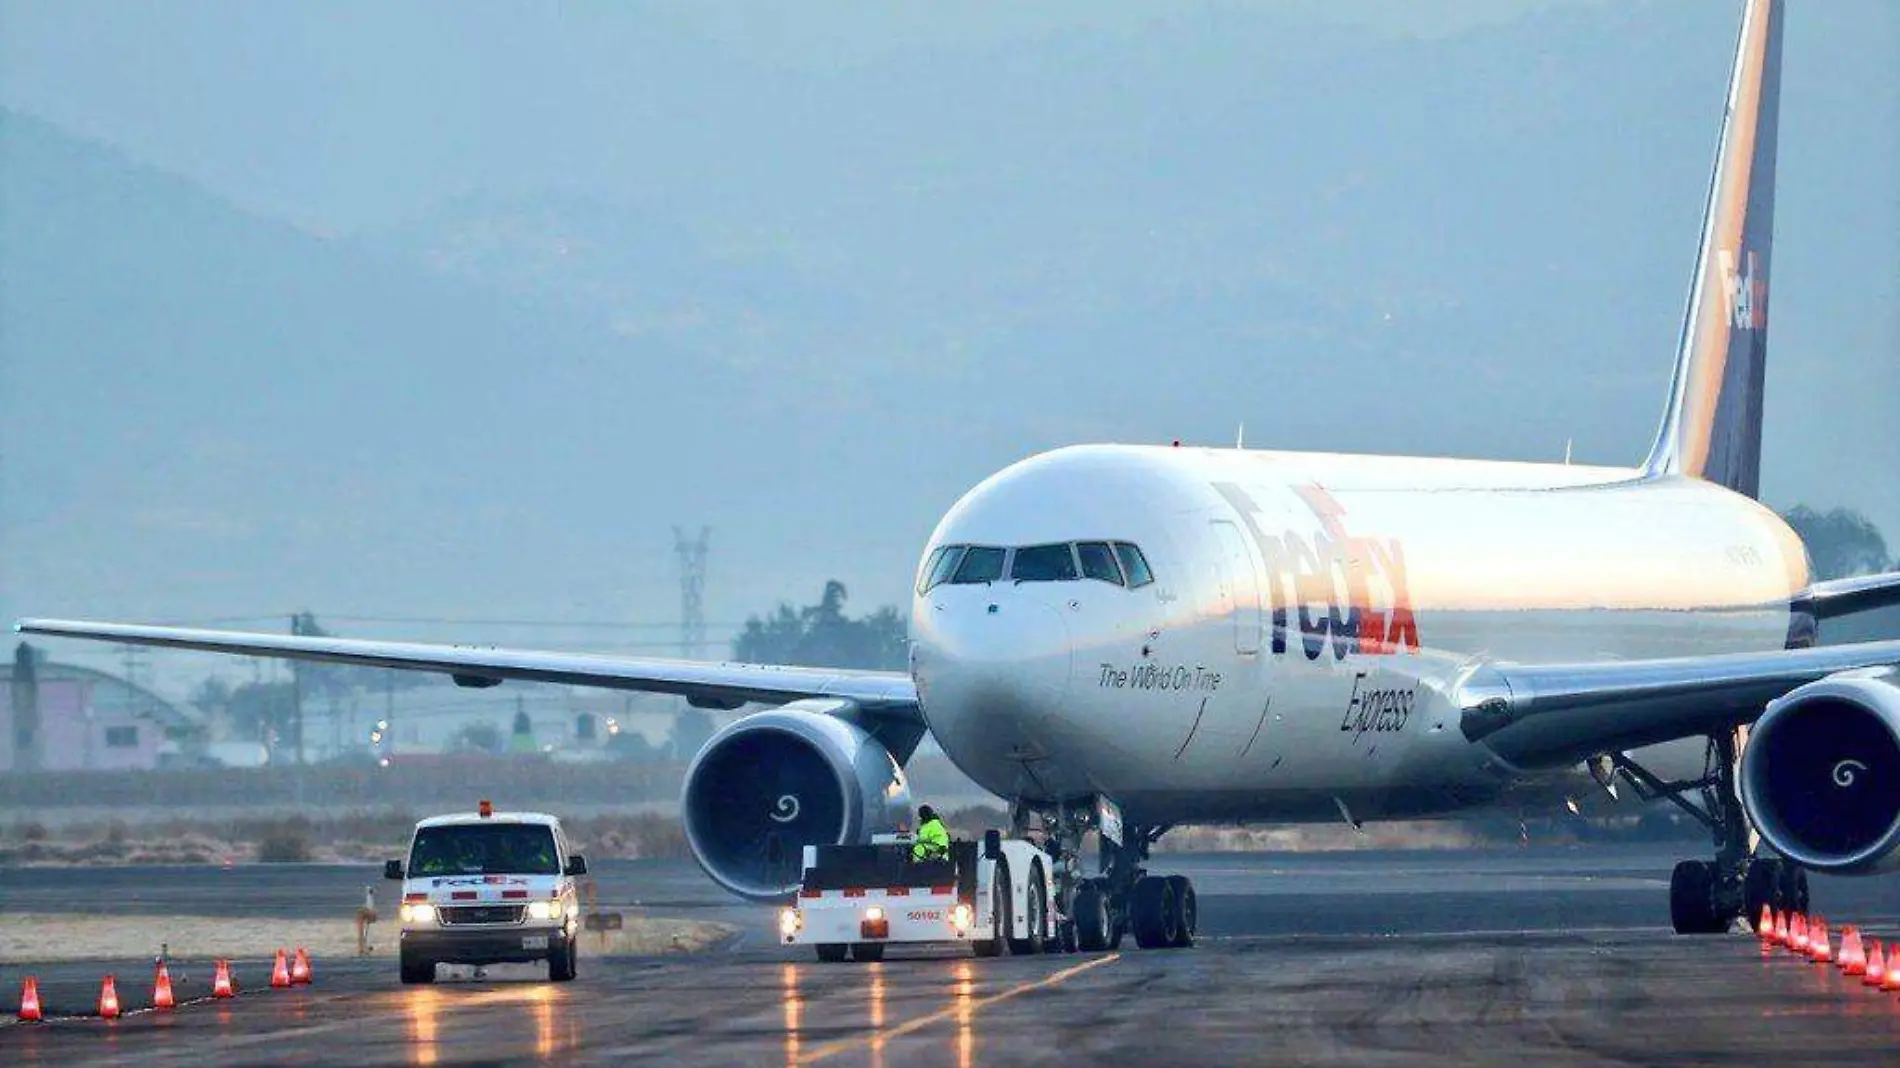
[911,805,950,862]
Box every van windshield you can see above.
[409,824,559,876]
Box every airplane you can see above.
[19,0,1900,950]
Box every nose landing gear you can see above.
[1023,800,1197,952]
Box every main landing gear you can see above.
[1604,732,1807,935]
[1026,801,1197,952]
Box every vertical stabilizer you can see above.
[1644,0,1782,497]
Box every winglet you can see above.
[1644,0,1783,498]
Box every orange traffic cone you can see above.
[1865,941,1887,988]
[1758,904,1776,942]
[1812,920,1833,963]
[98,974,120,1019]
[291,947,312,986]
[17,976,42,1022]
[153,961,176,1010]
[1883,956,1900,992]
[271,948,291,988]
[1791,914,1810,954]
[1775,910,1790,946]
[213,958,235,998]
[1841,926,1867,976]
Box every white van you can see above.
[384,801,587,983]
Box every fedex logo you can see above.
[1214,482,1422,661]
[1719,248,1768,331]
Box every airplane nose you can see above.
[913,592,1073,775]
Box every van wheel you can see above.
[549,939,578,982]
[816,944,849,963]
[399,951,435,985]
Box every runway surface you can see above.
[6,845,1900,1065]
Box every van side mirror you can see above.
[982,829,1002,861]
[565,855,588,877]
[384,859,404,880]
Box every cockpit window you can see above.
[1113,542,1154,588]
[1075,542,1124,586]
[949,546,1007,584]
[919,545,966,593]
[1011,543,1078,583]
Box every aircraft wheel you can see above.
[1669,860,1724,934]
[1780,863,1810,915]
[1744,858,1783,929]
[1075,880,1113,952]
[1166,875,1197,948]
[1130,875,1180,949]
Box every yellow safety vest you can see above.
[912,818,950,861]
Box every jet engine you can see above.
[1740,668,1900,874]
[680,700,912,900]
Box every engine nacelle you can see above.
[680,700,912,900]
[1740,667,1900,874]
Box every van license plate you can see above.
[522,935,549,950]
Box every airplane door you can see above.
[1211,520,1262,655]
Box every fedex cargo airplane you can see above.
[20,0,1900,950]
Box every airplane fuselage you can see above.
[909,444,1809,826]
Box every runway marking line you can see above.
[794,952,1122,1065]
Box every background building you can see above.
[1,642,197,772]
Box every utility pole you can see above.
[289,613,306,766]
[674,526,710,660]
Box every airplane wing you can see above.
[1459,638,1900,768]
[1800,570,1900,621]
[14,618,918,716]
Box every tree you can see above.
[226,681,296,744]
[1782,506,1892,581]
[509,707,539,754]
[669,708,717,761]
[732,580,908,670]
[450,721,504,754]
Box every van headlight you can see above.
[864,906,884,922]
[399,903,435,924]
[950,903,973,931]
[779,908,802,936]
[527,900,557,921]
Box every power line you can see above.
[155,614,743,631]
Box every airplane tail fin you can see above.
[1643,0,1783,498]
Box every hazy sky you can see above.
[1,1,1894,695]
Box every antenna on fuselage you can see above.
[1563,438,1574,465]
[1236,423,1245,449]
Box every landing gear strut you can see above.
[1025,799,1197,952]
[1607,731,1807,934]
